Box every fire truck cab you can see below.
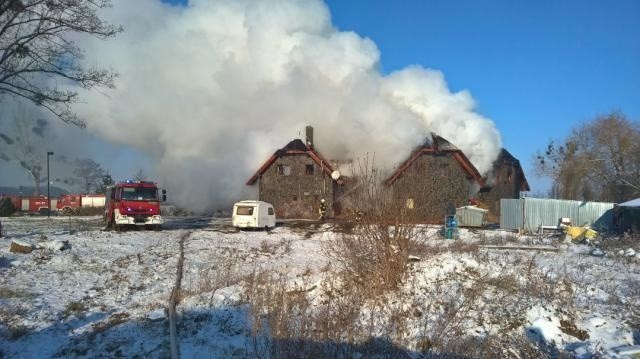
[104,180,166,230]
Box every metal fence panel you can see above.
[500,199,523,230]
[500,197,615,232]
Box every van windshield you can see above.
[121,187,158,201]
[236,206,254,215]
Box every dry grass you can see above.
[63,301,88,318]
[183,258,242,300]
[91,312,130,333]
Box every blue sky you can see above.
[325,0,640,193]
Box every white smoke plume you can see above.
[75,0,501,212]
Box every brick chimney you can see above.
[305,125,314,148]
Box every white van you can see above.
[232,200,276,229]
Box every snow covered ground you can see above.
[0,216,638,358]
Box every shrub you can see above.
[0,197,15,217]
[325,158,423,296]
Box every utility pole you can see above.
[47,151,54,218]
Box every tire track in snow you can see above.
[169,231,190,359]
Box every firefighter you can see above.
[318,198,328,221]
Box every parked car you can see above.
[232,200,276,230]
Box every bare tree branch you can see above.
[0,0,122,127]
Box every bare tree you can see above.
[73,158,105,193]
[95,171,114,194]
[0,108,52,195]
[535,112,640,202]
[0,0,122,126]
[133,168,146,181]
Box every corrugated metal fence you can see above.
[500,197,615,232]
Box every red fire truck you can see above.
[23,196,51,214]
[104,180,166,230]
[57,194,106,214]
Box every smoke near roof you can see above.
[75,0,502,212]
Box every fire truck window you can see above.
[236,206,254,215]
[122,187,158,200]
[268,207,274,215]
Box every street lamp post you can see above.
[47,151,54,218]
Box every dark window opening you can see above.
[505,168,513,183]
[268,207,274,215]
[305,164,314,175]
[292,195,297,201]
[277,165,291,176]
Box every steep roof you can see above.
[491,148,530,192]
[384,133,484,186]
[246,139,340,185]
[617,198,640,208]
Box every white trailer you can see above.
[232,200,276,229]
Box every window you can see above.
[406,198,415,209]
[236,206,254,215]
[268,207,274,215]
[305,164,314,175]
[505,168,513,183]
[292,195,298,201]
[277,165,291,176]
[121,187,158,201]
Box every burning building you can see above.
[246,126,343,219]
[384,133,485,223]
[478,148,530,221]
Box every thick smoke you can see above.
[75,0,501,212]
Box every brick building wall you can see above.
[259,155,334,219]
[390,154,471,222]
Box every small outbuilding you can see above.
[615,198,640,234]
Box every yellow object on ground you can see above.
[585,228,598,239]
[565,226,598,241]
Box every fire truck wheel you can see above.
[103,215,112,229]
[62,207,73,215]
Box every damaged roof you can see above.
[384,133,484,186]
[246,139,340,185]
[486,148,530,192]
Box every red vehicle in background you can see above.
[2,195,50,214]
[0,195,21,211]
[24,196,50,214]
[104,180,166,230]
[57,194,106,214]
